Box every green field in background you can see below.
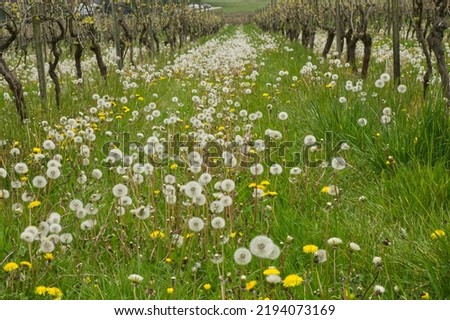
[203,0,270,14]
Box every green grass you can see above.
[205,0,270,14]
[1,24,450,300]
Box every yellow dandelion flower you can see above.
[230,232,237,238]
[20,176,28,182]
[431,229,446,240]
[421,292,430,300]
[283,274,303,288]
[303,245,319,254]
[263,267,280,276]
[203,283,211,290]
[33,147,42,153]
[150,230,165,239]
[167,287,174,294]
[138,97,144,101]
[264,191,278,197]
[260,180,270,186]
[44,253,54,261]
[153,190,160,195]
[245,280,257,291]
[256,184,266,190]
[165,258,173,263]
[248,182,257,188]
[185,233,194,239]
[217,126,225,131]
[3,262,19,272]
[28,200,41,209]
[122,106,130,113]
[20,261,32,269]
[170,163,178,170]
[321,186,330,193]
[35,286,48,295]
[184,125,190,129]
[262,93,269,97]
[46,287,63,299]
[115,115,123,119]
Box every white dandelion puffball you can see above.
[46,167,61,180]
[188,217,205,232]
[375,79,385,88]
[397,84,407,93]
[278,112,288,120]
[40,239,55,253]
[357,118,368,126]
[380,73,391,82]
[349,242,361,252]
[221,179,235,192]
[373,256,383,267]
[304,135,316,146]
[314,249,327,264]
[331,157,346,170]
[128,274,144,284]
[112,184,128,197]
[266,274,282,284]
[0,168,7,178]
[234,247,252,265]
[250,235,275,259]
[269,163,283,175]
[184,181,203,198]
[14,163,29,174]
[69,199,83,212]
[268,244,281,260]
[339,97,347,104]
[374,285,386,295]
[59,233,73,244]
[211,216,226,229]
[381,115,391,124]
[327,237,343,246]
[249,163,264,176]
[210,200,224,214]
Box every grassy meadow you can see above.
[0,24,449,301]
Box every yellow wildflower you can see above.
[44,253,54,261]
[203,283,211,290]
[165,258,173,263]
[264,191,278,197]
[35,286,47,295]
[150,230,165,239]
[167,287,174,294]
[20,261,32,269]
[263,267,280,276]
[283,274,303,288]
[248,182,257,188]
[431,229,446,240]
[321,186,330,193]
[303,245,319,254]
[33,147,42,153]
[260,180,270,186]
[28,200,41,209]
[170,163,178,170]
[230,232,237,238]
[3,262,19,272]
[421,292,430,300]
[138,97,144,101]
[46,287,63,299]
[245,280,257,291]
[20,176,28,182]
[122,106,130,113]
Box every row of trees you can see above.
[254,0,450,113]
[0,0,222,122]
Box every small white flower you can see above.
[278,112,288,120]
[304,135,316,146]
[397,84,407,93]
[373,256,383,267]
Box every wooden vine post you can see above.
[392,0,401,84]
[31,0,48,108]
[111,0,123,70]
